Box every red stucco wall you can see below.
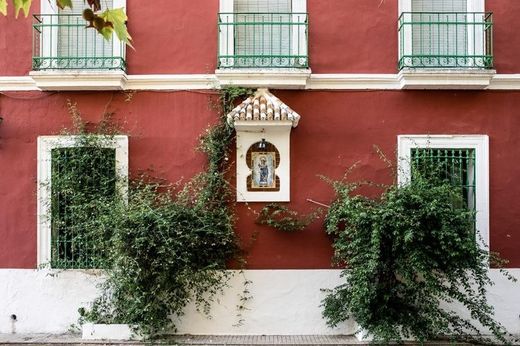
[2,0,520,75]
[1,90,519,269]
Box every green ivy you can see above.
[322,168,516,344]
[50,89,253,337]
[256,203,321,233]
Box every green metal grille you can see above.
[411,148,476,226]
[32,14,126,71]
[50,147,116,269]
[398,12,493,69]
[218,12,308,68]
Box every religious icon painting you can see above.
[251,152,276,189]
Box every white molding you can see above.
[29,71,127,90]
[4,73,520,91]
[487,74,520,90]
[397,135,489,250]
[216,69,311,89]
[307,73,400,89]
[37,135,128,268]
[126,74,218,90]
[0,77,39,91]
[398,69,496,89]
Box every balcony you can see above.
[31,14,127,90]
[218,12,308,69]
[398,12,495,89]
[216,12,310,89]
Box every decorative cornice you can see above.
[126,74,218,90]
[0,76,39,91]
[3,72,520,92]
[307,74,400,90]
[398,69,496,90]
[216,69,311,89]
[29,71,127,91]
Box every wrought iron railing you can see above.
[32,14,126,71]
[218,12,308,69]
[398,12,493,70]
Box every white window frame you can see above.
[398,0,486,67]
[37,135,129,268]
[39,0,126,68]
[397,135,489,250]
[218,0,307,69]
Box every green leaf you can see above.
[13,0,31,17]
[0,0,7,15]
[0,0,7,16]
[99,7,132,46]
[56,0,72,10]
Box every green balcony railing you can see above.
[398,12,493,70]
[218,12,308,69]
[32,14,126,71]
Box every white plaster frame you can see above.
[37,135,129,267]
[398,0,486,69]
[235,121,292,202]
[218,0,307,69]
[397,135,489,250]
[39,0,126,69]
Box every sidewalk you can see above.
[0,334,473,345]
[0,334,362,345]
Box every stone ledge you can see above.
[398,68,496,90]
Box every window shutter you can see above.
[411,0,467,66]
[234,0,292,65]
[58,0,114,68]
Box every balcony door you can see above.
[57,0,114,69]
[234,0,292,67]
[411,0,469,67]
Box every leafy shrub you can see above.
[322,171,515,344]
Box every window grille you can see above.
[50,147,116,269]
[411,148,476,210]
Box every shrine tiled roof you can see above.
[226,88,300,127]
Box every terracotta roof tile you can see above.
[226,88,300,127]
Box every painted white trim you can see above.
[37,135,129,267]
[216,69,311,89]
[126,74,218,90]
[112,0,127,60]
[1,268,520,335]
[397,135,489,250]
[0,77,40,91]
[29,71,127,90]
[5,73,520,91]
[398,69,496,89]
[307,73,401,89]
[82,324,140,340]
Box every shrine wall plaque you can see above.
[226,88,300,202]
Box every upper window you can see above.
[37,136,128,269]
[33,0,126,71]
[398,0,492,70]
[218,0,308,69]
[398,135,489,249]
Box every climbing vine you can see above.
[321,163,516,344]
[256,203,321,233]
[49,88,253,337]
